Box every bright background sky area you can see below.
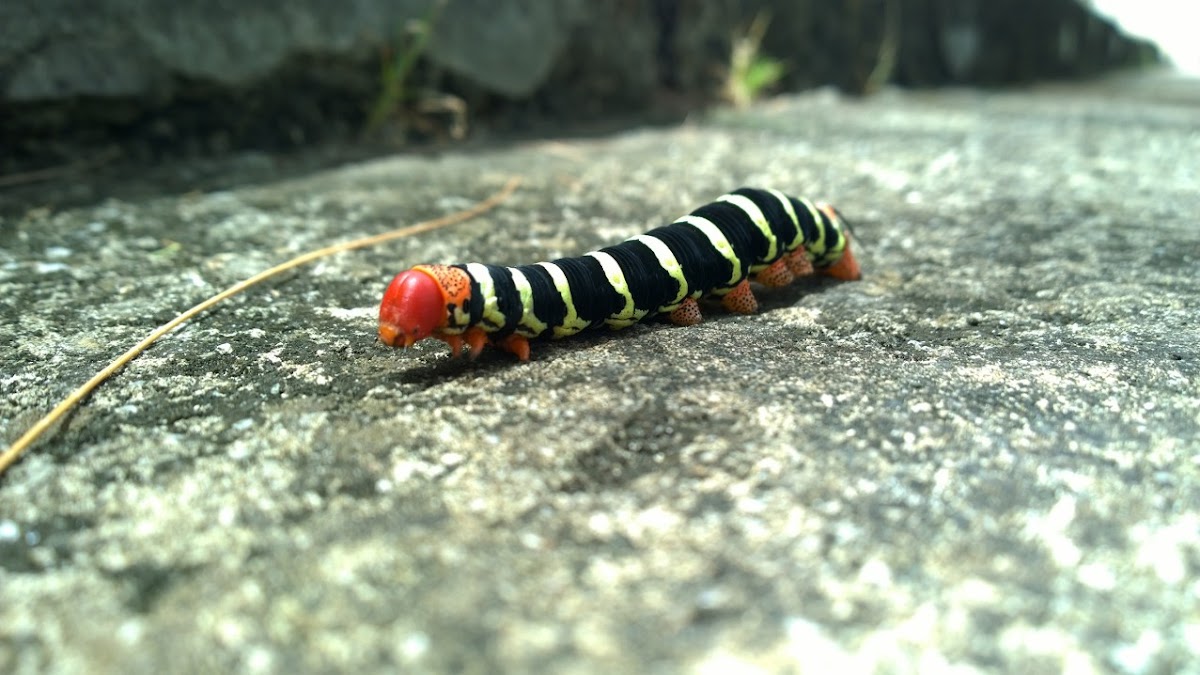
[1089,0,1200,74]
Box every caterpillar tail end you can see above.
[822,241,862,281]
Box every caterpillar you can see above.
[378,187,861,361]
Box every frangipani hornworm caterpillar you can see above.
[379,187,861,361]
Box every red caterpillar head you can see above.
[379,265,470,348]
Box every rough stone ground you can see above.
[2,72,1198,674]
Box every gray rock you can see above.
[2,73,1198,672]
[1,0,1156,163]
[2,0,578,101]
[429,0,586,98]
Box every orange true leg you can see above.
[464,327,488,359]
[495,334,531,362]
[438,334,465,358]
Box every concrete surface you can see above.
[1,73,1199,673]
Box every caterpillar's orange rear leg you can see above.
[721,280,758,314]
[755,258,795,288]
[785,249,814,277]
[669,298,703,326]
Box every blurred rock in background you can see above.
[0,0,1159,171]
